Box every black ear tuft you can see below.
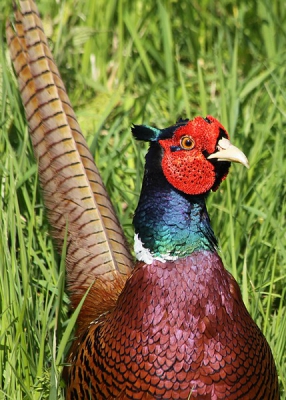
[131,124,162,142]
[131,119,190,142]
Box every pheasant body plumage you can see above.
[6,1,279,399]
[68,252,277,399]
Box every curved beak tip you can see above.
[207,138,249,169]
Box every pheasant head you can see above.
[132,116,249,263]
[132,115,248,195]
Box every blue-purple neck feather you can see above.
[133,142,217,260]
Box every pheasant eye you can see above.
[180,136,195,150]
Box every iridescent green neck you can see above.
[133,143,217,263]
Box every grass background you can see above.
[0,0,285,398]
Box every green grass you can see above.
[1,0,286,398]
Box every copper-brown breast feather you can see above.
[66,253,279,399]
[6,0,133,303]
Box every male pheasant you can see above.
[6,1,279,399]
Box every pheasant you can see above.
[6,0,279,399]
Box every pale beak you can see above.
[207,137,249,168]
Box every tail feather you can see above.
[6,0,133,302]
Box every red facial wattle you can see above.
[159,116,230,195]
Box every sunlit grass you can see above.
[1,0,286,397]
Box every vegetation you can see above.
[0,0,285,398]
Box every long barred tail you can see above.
[6,0,133,303]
